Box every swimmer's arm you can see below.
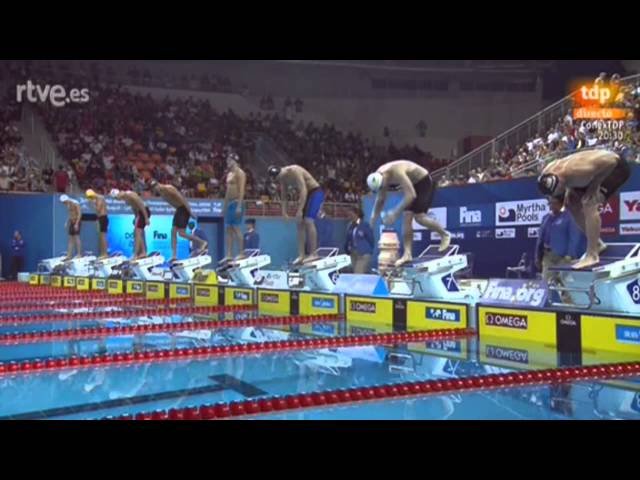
[371,190,387,224]
[280,179,289,217]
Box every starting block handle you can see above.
[548,283,600,309]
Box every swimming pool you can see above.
[0,286,638,420]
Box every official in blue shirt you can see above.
[243,219,260,251]
[187,222,209,254]
[345,207,375,274]
[535,196,586,281]
[10,230,25,280]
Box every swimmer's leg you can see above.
[414,212,450,252]
[395,212,415,266]
[573,196,603,269]
[302,218,320,264]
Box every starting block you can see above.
[53,255,97,277]
[170,251,213,282]
[114,252,169,281]
[386,245,480,303]
[216,249,271,287]
[286,248,351,292]
[548,243,640,314]
[90,253,128,278]
[37,254,68,274]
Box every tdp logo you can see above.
[580,84,611,105]
[153,230,167,240]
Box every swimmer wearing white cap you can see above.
[368,160,450,267]
[85,189,109,258]
[60,194,83,259]
[108,188,150,259]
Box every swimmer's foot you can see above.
[234,252,247,261]
[572,254,600,270]
[292,256,305,266]
[438,232,452,252]
[395,255,413,267]
[98,254,110,260]
[598,239,607,254]
[219,256,233,265]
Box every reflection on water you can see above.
[0,312,637,420]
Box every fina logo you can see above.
[312,297,335,309]
[426,307,460,322]
[459,206,482,225]
[233,291,250,301]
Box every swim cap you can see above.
[227,153,239,163]
[267,166,281,178]
[85,189,97,199]
[367,172,384,192]
[148,179,159,190]
[537,174,560,196]
[59,194,70,203]
[109,189,120,197]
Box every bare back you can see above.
[543,150,619,190]
[157,184,187,209]
[378,160,429,187]
[120,191,146,215]
[280,165,320,191]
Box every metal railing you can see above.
[244,200,353,219]
[434,73,640,180]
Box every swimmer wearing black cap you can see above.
[267,164,324,265]
[60,194,82,260]
[537,149,630,269]
[147,179,207,262]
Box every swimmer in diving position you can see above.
[85,189,109,258]
[148,179,207,262]
[110,189,150,259]
[538,149,631,269]
[368,160,451,267]
[60,194,83,259]
[268,164,325,265]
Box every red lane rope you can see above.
[0,328,475,378]
[0,304,254,326]
[115,362,640,420]
[0,314,343,345]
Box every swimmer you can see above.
[537,149,631,269]
[60,194,82,260]
[267,164,325,265]
[85,189,109,258]
[368,160,450,267]
[221,153,246,263]
[147,179,207,262]
[109,189,150,259]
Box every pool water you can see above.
[0,301,638,420]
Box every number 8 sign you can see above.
[627,279,640,304]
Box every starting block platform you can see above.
[548,243,640,313]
